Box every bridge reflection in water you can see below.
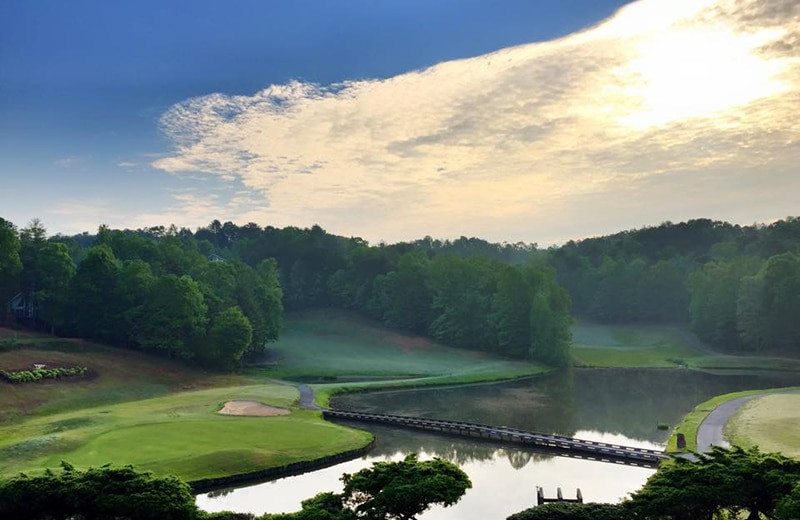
[323,409,667,468]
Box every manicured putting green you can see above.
[0,384,371,481]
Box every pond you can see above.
[198,368,800,519]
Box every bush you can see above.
[0,366,87,383]
[0,462,198,520]
[507,502,629,520]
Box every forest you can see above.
[549,217,800,355]
[0,218,569,368]
[2,215,799,370]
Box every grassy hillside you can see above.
[260,309,547,382]
[1,311,546,482]
[0,329,244,424]
[571,321,800,371]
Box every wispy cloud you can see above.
[153,0,800,244]
[55,156,81,168]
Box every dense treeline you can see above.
[0,218,570,367]
[0,218,283,369]
[548,217,800,355]
[5,215,798,365]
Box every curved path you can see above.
[695,394,762,453]
[696,389,800,453]
[271,380,320,410]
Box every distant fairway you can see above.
[262,309,546,382]
[571,322,696,368]
[571,321,800,371]
[724,393,800,458]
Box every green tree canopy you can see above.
[340,454,471,520]
[0,462,198,520]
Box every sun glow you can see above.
[615,26,791,129]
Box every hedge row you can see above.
[0,366,88,383]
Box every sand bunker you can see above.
[218,400,290,417]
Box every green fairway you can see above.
[724,393,800,458]
[0,384,371,481]
[571,321,800,371]
[2,311,549,483]
[571,322,698,367]
[260,309,547,382]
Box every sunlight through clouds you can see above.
[154,0,800,243]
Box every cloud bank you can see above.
[154,0,800,244]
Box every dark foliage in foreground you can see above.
[507,502,628,520]
[0,462,197,520]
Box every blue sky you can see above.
[2,0,798,244]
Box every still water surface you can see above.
[198,369,800,519]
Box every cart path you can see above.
[696,394,762,453]
[271,380,320,410]
[696,389,800,453]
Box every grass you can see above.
[0,383,371,482]
[665,387,800,453]
[0,337,246,424]
[1,311,548,482]
[254,309,549,397]
[571,321,800,371]
[571,322,696,368]
[724,393,800,458]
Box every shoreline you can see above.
[190,440,376,494]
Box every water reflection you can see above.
[197,369,800,519]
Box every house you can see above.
[208,253,226,262]
[6,291,37,321]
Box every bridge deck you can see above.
[323,409,667,467]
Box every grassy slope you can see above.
[0,334,244,424]
[256,309,549,406]
[571,321,800,371]
[724,393,800,458]
[1,311,547,481]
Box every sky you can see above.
[1,0,798,246]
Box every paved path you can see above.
[271,380,320,410]
[696,395,762,453]
[696,389,800,453]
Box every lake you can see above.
[198,368,800,519]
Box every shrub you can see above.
[0,366,88,383]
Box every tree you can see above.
[490,265,531,358]
[340,454,471,520]
[627,446,800,520]
[524,262,572,367]
[134,274,208,359]
[204,306,253,370]
[508,502,628,520]
[0,462,198,520]
[380,252,433,334]
[33,242,76,332]
[0,218,21,305]
[68,245,123,342]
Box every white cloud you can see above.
[153,0,800,244]
[55,156,81,168]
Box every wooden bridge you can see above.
[323,409,667,467]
